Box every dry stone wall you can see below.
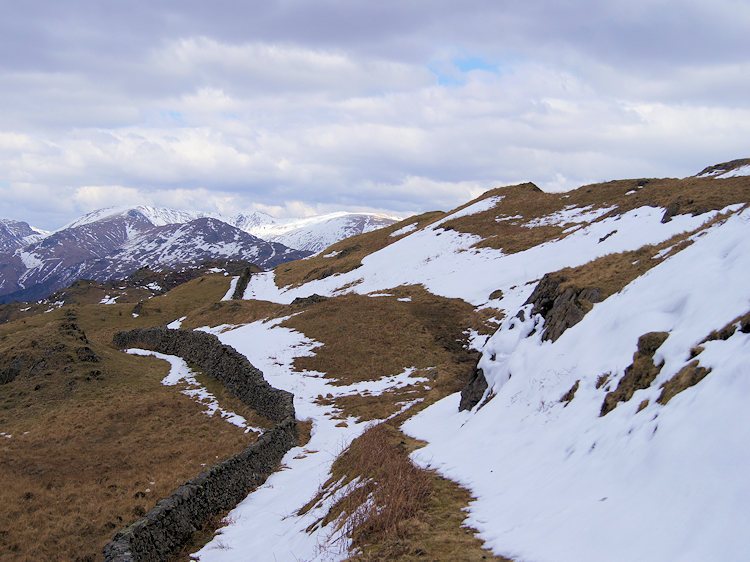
[104,328,298,561]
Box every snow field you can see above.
[402,207,750,561]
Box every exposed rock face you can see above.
[600,331,669,416]
[459,365,488,411]
[104,328,298,560]
[524,274,604,342]
[661,200,682,223]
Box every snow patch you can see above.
[125,349,263,433]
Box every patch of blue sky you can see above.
[160,110,185,123]
[429,55,504,86]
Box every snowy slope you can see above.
[402,207,750,561]
[60,205,216,230]
[695,158,750,178]
[191,320,427,561]
[241,202,728,307]
[229,173,750,560]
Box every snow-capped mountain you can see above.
[60,205,216,230]
[242,212,400,253]
[0,219,49,252]
[0,204,400,303]
[58,206,399,254]
[0,210,309,303]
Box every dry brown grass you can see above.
[0,274,265,561]
[547,205,745,300]
[273,211,445,290]
[302,423,502,561]
[277,286,493,421]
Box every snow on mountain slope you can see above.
[244,212,400,254]
[695,158,750,178]
[402,206,750,561]
[232,170,750,560]
[0,219,49,252]
[60,205,215,230]
[0,215,309,303]
[185,317,430,561]
[242,202,730,307]
[58,206,397,254]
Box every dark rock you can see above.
[661,200,681,223]
[291,294,328,306]
[459,366,488,411]
[76,346,100,362]
[336,244,361,259]
[524,274,604,342]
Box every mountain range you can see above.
[0,207,398,303]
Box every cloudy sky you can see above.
[1,1,748,230]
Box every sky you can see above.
[1,1,749,230]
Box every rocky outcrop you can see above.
[600,332,669,416]
[105,328,298,560]
[525,274,603,342]
[459,365,488,411]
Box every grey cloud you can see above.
[0,1,748,229]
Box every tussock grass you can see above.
[548,205,745,301]
[305,423,502,560]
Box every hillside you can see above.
[1,161,748,561]
[192,163,750,560]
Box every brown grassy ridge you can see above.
[300,422,503,561]
[0,273,266,561]
[273,211,445,290]
[279,285,497,421]
[440,175,750,253]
